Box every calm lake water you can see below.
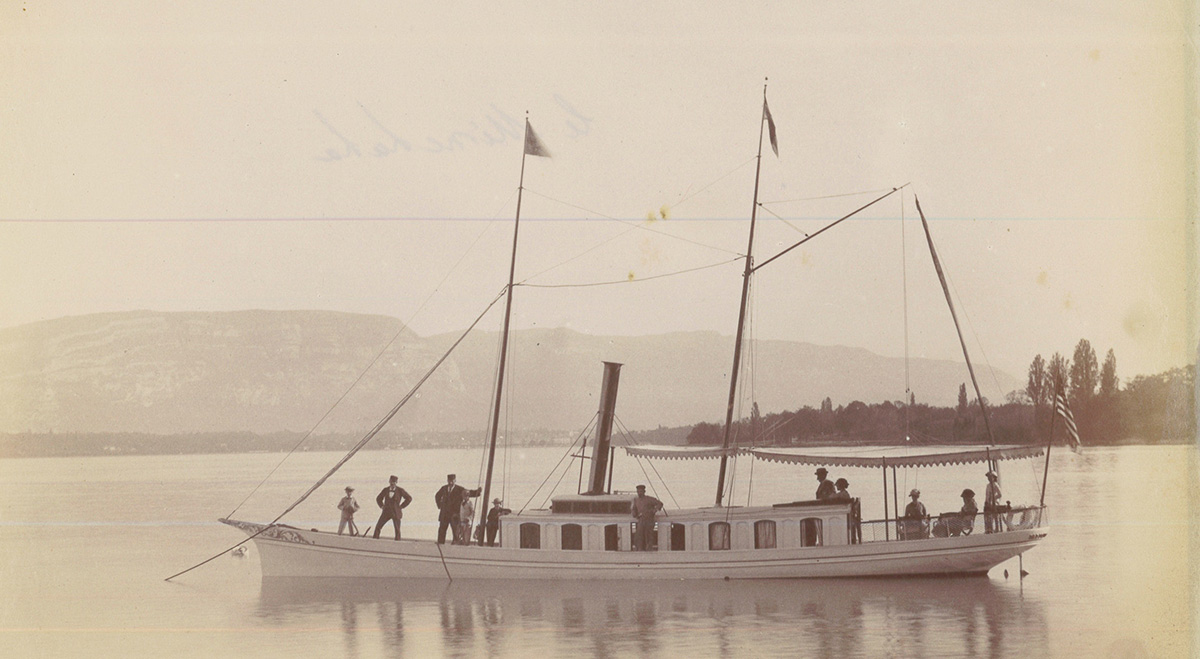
[0,444,1193,658]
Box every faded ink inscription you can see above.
[315,95,592,162]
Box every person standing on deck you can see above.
[484,498,511,547]
[632,485,663,551]
[337,486,360,536]
[984,471,1003,533]
[903,488,928,539]
[957,488,979,536]
[373,475,412,540]
[831,478,852,502]
[435,474,481,545]
[456,497,475,545]
[814,468,836,500]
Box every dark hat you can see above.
[447,473,456,480]
[636,484,646,491]
[389,475,398,482]
[492,498,502,504]
[909,488,920,497]
[815,468,828,476]
[985,471,997,479]
[961,488,975,498]
[835,478,849,488]
[345,486,355,492]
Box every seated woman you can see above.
[955,488,978,536]
[901,489,928,539]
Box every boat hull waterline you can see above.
[221,519,1046,580]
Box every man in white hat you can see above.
[337,486,360,536]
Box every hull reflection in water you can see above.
[257,577,1049,657]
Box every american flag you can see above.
[1055,393,1082,451]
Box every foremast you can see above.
[480,119,550,535]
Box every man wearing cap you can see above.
[631,484,664,551]
[434,474,481,545]
[337,486,361,536]
[814,468,836,500]
[484,498,511,547]
[984,471,1003,533]
[373,475,412,540]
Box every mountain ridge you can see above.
[0,310,1019,434]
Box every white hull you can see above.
[222,519,1046,580]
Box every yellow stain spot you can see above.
[627,271,636,282]
[800,251,811,266]
[1123,302,1156,341]
[1036,271,1048,286]
[645,211,657,223]
[1062,293,1074,311]
[659,205,670,220]
[1088,49,1100,61]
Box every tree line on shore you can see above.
[676,340,1194,448]
[4,340,1191,457]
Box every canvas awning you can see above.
[623,445,748,460]
[749,445,1044,469]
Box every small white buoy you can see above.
[233,546,247,557]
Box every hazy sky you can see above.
[2,2,1195,392]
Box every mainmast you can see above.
[480,119,550,536]
[715,85,777,507]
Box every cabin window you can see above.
[670,523,686,551]
[520,523,541,549]
[709,522,731,550]
[604,524,619,551]
[800,518,822,547]
[754,520,777,549]
[561,523,583,550]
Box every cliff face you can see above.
[0,310,1017,434]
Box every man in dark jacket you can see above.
[814,468,836,500]
[434,474,480,544]
[484,498,511,547]
[373,475,412,540]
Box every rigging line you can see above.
[517,414,598,514]
[614,416,680,509]
[475,319,507,500]
[761,187,897,205]
[519,223,640,284]
[673,156,758,209]
[756,203,812,237]
[952,276,1007,402]
[752,185,908,274]
[517,257,742,289]
[167,293,505,581]
[224,211,507,519]
[266,291,505,524]
[522,188,742,256]
[902,189,911,441]
[540,448,582,510]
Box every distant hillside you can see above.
[0,310,1019,434]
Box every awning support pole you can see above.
[882,457,889,541]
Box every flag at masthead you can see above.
[763,98,779,156]
[524,119,551,157]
